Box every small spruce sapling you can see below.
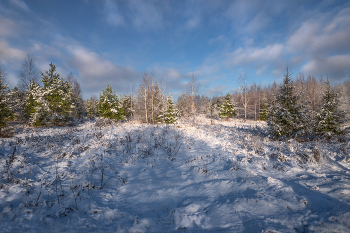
[165,93,178,124]
[98,84,125,120]
[208,100,217,125]
[218,93,236,120]
[260,100,268,121]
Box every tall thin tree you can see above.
[17,54,39,91]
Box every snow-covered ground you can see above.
[1,117,350,232]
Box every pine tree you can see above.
[165,93,178,124]
[315,79,346,138]
[218,93,236,120]
[267,68,309,139]
[98,84,124,120]
[0,70,13,135]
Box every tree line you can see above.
[0,55,349,139]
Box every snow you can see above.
[1,116,350,232]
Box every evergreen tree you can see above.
[85,97,98,119]
[41,63,74,124]
[67,73,85,119]
[26,82,52,126]
[260,100,268,121]
[0,70,13,135]
[267,68,309,139]
[120,94,133,118]
[98,84,124,120]
[315,79,346,138]
[165,93,178,124]
[7,87,26,122]
[218,93,236,120]
[26,63,74,126]
[208,100,217,125]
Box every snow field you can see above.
[0,117,350,232]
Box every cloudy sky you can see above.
[0,0,349,99]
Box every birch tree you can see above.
[239,73,250,121]
[17,54,39,92]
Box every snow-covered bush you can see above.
[98,84,124,120]
[218,93,236,120]
[315,79,346,138]
[267,68,310,139]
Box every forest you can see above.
[1,55,349,138]
[0,56,350,232]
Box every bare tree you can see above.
[17,54,39,91]
[129,82,134,117]
[187,73,200,126]
[139,72,149,123]
[239,73,250,121]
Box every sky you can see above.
[0,0,349,100]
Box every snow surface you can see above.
[1,117,350,232]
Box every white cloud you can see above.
[103,0,164,30]
[205,85,227,96]
[0,16,19,37]
[186,17,201,29]
[152,66,188,91]
[67,46,139,94]
[301,55,350,78]
[128,0,164,30]
[104,0,125,27]
[0,39,26,63]
[245,12,271,34]
[286,7,350,79]
[287,7,350,55]
[228,44,284,66]
[9,0,30,12]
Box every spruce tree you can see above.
[218,93,236,120]
[260,100,268,121]
[98,84,124,120]
[85,97,98,119]
[26,82,52,126]
[0,70,13,135]
[315,79,345,138]
[41,63,74,124]
[165,93,178,124]
[7,87,26,122]
[208,100,217,125]
[26,63,74,126]
[120,94,133,118]
[267,68,308,139]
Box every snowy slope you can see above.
[0,117,349,232]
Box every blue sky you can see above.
[0,0,349,99]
